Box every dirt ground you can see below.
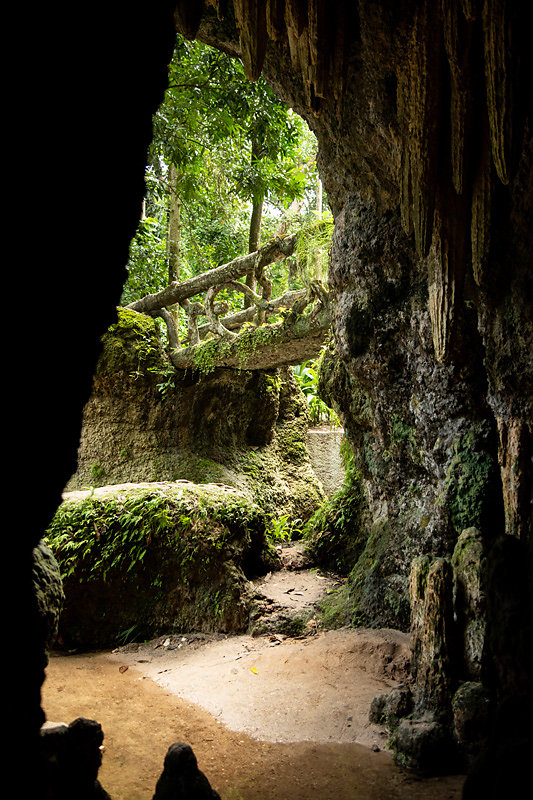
[42,628,466,800]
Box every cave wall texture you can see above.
[18,0,531,795]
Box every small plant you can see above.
[268,513,303,542]
[89,461,105,486]
[293,359,340,427]
[156,371,177,399]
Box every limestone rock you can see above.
[40,717,111,799]
[66,308,325,523]
[47,482,281,649]
[32,542,64,656]
[392,714,459,775]
[369,684,414,731]
[410,557,456,715]
[452,528,486,679]
[452,681,490,764]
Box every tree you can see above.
[121,35,322,312]
[120,33,334,371]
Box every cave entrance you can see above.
[40,32,404,799]
[39,28,468,800]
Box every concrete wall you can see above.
[306,427,345,497]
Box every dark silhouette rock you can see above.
[152,743,220,800]
[40,718,111,799]
[451,682,490,766]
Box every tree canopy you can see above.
[121,34,333,372]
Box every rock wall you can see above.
[306,426,345,497]
[66,308,325,522]
[192,0,532,781]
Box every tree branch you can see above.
[126,233,298,315]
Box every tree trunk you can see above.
[245,139,264,307]
[126,233,298,315]
[167,164,182,331]
[167,164,181,284]
[169,303,331,372]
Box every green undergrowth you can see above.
[45,484,279,648]
[47,485,272,583]
[303,438,367,575]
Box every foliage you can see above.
[303,438,367,575]
[293,356,340,427]
[267,513,304,543]
[121,35,323,306]
[295,214,334,285]
[45,485,270,586]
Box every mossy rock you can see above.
[46,482,280,649]
[440,421,501,534]
[303,445,367,575]
[97,307,169,383]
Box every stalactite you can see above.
[284,0,308,71]
[330,3,348,101]
[266,0,286,41]
[471,113,492,286]
[427,188,467,363]
[308,0,331,99]
[397,56,414,237]
[496,417,530,539]
[428,223,457,364]
[442,0,474,196]
[482,0,511,185]
[461,0,481,21]
[233,0,268,81]
[206,0,229,19]
[405,1,442,257]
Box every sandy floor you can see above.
[42,629,466,800]
[41,543,466,799]
[111,628,412,749]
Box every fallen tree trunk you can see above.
[126,233,298,315]
[169,303,331,372]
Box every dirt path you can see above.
[111,628,411,749]
[43,648,464,800]
[41,545,466,799]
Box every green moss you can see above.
[45,484,276,647]
[275,418,309,465]
[317,583,354,629]
[174,453,231,485]
[191,323,285,376]
[98,307,168,381]
[441,424,498,533]
[346,521,390,614]
[193,337,232,375]
[303,443,367,575]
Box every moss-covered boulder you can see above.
[46,482,280,649]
